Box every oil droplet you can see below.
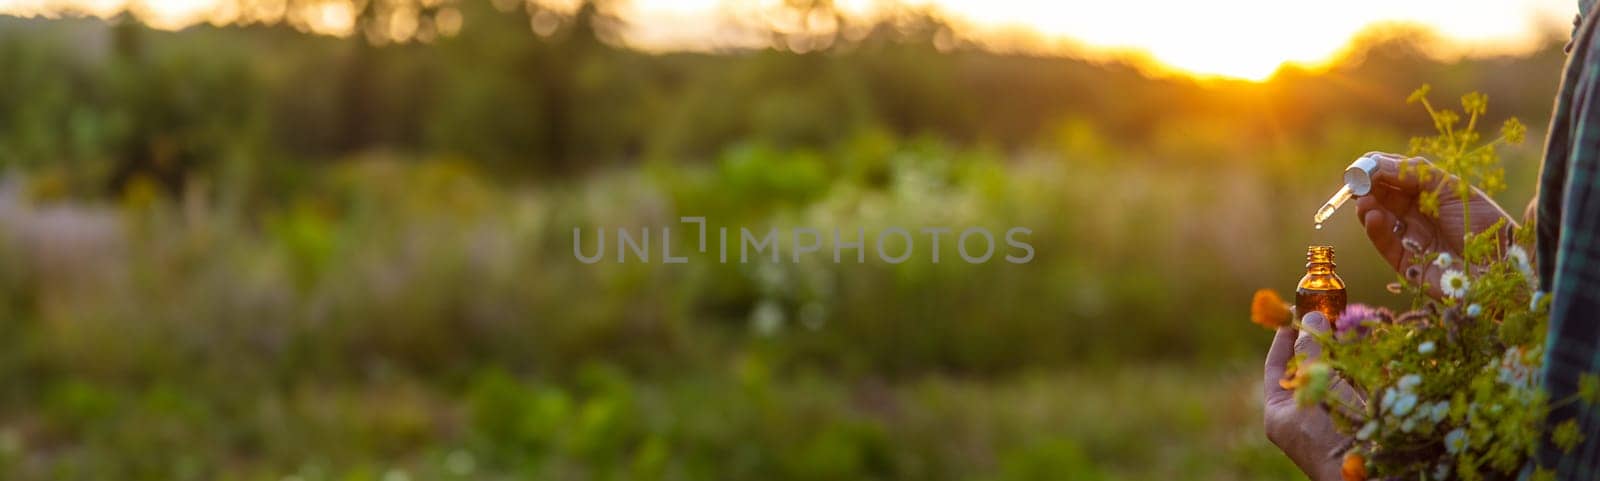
[1314,223,1323,230]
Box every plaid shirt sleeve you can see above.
[1531,9,1600,479]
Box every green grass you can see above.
[0,361,1302,480]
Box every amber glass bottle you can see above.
[1296,245,1347,321]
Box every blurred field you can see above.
[0,2,1570,479]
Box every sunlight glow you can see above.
[128,0,221,29]
[304,1,354,36]
[918,0,1575,80]
[0,0,1578,80]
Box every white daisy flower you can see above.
[1467,303,1483,317]
[1498,346,1534,388]
[1433,252,1454,268]
[1508,245,1531,271]
[1392,392,1418,416]
[1440,269,1470,299]
[1445,428,1469,454]
[750,300,785,337]
[1418,341,1436,355]
[1399,374,1423,392]
[1430,401,1450,423]
[1356,420,1379,440]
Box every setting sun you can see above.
[926,0,1575,80]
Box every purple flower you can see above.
[1336,304,1391,338]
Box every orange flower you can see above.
[1252,288,1292,329]
[1341,452,1367,481]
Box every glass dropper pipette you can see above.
[1313,156,1379,229]
[1313,185,1354,230]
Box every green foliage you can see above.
[1580,373,1600,405]
[990,439,1105,481]
[0,136,1336,478]
[1553,419,1585,453]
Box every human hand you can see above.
[1352,152,1516,298]
[1264,312,1356,481]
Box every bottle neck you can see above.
[1305,246,1336,275]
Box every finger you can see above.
[1295,312,1330,361]
[1355,185,1413,230]
[1328,376,1368,421]
[1367,182,1414,215]
[1264,325,1297,398]
[1354,189,1385,223]
[1400,212,1440,257]
[1395,212,1447,298]
[1361,151,1408,161]
[1360,204,1404,271]
[1368,154,1449,194]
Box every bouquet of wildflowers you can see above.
[1253,86,1597,481]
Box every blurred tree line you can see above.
[0,0,1570,198]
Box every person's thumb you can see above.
[1294,312,1329,360]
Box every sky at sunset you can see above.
[0,0,1582,80]
[627,0,1579,80]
